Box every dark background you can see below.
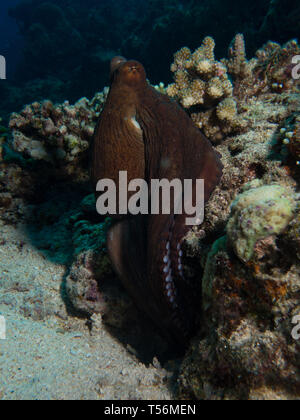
[0,0,299,121]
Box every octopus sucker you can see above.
[92,56,223,346]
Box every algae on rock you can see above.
[227,184,297,262]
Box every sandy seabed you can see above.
[0,220,173,400]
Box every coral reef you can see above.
[0,90,108,224]
[177,86,300,399]
[179,231,300,399]
[167,37,246,142]
[0,118,9,161]
[0,30,299,399]
[167,34,299,142]
[180,194,300,399]
[222,33,259,100]
[9,91,107,181]
[275,107,300,172]
[254,39,300,93]
[292,116,300,163]
[227,184,296,262]
[65,195,113,316]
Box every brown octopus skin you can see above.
[91,57,223,346]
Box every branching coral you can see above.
[8,91,107,181]
[167,38,232,108]
[221,34,300,98]
[167,34,300,143]
[167,37,246,142]
[224,34,250,79]
[222,33,260,99]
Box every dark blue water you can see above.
[0,0,23,76]
[0,0,299,120]
[0,0,20,46]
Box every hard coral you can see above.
[167,35,300,143]
[9,91,107,181]
[274,106,300,178]
[0,90,108,223]
[167,36,247,142]
[222,34,260,100]
[285,114,300,164]
[254,39,300,94]
[179,216,300,399]
[178,85,300,399]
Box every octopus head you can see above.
[110,56,146,87]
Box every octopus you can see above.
[92,56,223,346]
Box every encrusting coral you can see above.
[180,231,300,399]
[226,183,296,262]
